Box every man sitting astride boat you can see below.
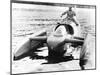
[61,7,79,26]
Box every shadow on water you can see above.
[29,55,74,64]
[29,50,74,64]
[42,56,74,64]
[14,49,74,64]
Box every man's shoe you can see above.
[76,24,79,26]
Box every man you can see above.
[61,7,79,26]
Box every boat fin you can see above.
[73,36,84,40]
[65,38,84,44]
[30,36,47,42]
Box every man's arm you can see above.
[61,11,67,17]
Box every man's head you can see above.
[69,7,72,11]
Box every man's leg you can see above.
[72,17,79,26]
